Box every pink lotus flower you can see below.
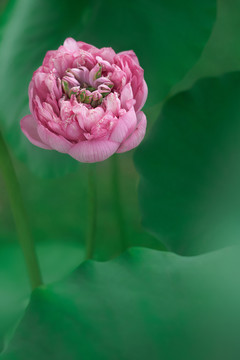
[21,38,147,162]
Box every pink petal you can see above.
[32,72,49,102]
[93,48,116,63]
[69,139,119,163]
[115,56,133,83]
[20,115,51,149]
[77,106,105,132]
[104,92,121,116]
[45,73,62,98]
[73,50,96,68]
[37,124,73,153]
[89,63,102,87]
[120,83,135,110]
[96,56,113,72]
[135,80,148,112]
[66,122,84,141]
[117,50,140,65]
[42,50,57,67]
[35,97,54,122]
[28,82,34,113]
[63,37,79,52]
[77,41,97,52]
[70,67,89,83]
[110,64,127,89]
[53,53,74,77]
[117,111,147,153]
[47,121,65,136]
[90,113,117,139]
[110,106,137,143]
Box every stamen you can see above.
[61,65,114,108]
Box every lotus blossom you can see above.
[21,38,147,162]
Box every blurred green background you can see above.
[1,0,240,359]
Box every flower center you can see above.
[61,64,114,108]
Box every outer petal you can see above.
[28,81,34,113]
[110,106,137,143]
[32,72,62,103]
[134,80,148,112]
[76,41,97,52]
[92,47,116,63]
[37,124,73,153]
[117,111,147,153]
[52,53,75,77]
[69,139,119,163]
[117,50,140,65]
[42,50,57,68]
[63,37,79,52]
[20,115,51,149]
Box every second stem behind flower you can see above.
[0,131,42,290]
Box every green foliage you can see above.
[2,1,240,359]
[80,0,216,106]
[174,0,240,94]
[135,72,240,255]
[0,240,84,352]
[1,246,240,359]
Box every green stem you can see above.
[0,131,42,289]
[85,165,97,260]
[111,155,127,252]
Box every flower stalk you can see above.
[85,164,97,259]
[111,155,127,252]
[0,131,42,290]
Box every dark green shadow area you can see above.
[135,72,240,255]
